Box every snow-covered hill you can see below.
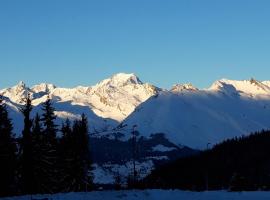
[120,78,270,149]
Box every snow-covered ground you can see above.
[1,190,270,200]
[92,161,154,184]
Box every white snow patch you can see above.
[152,145,177,152]
[146,156,169,160]
[92,161,154,185]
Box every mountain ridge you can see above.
[2,74,270,149]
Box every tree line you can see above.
[142,129,270,191]
[0,95,92,197]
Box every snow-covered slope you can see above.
[120,79,270,149]
[86,73,158,121]
[2,190,270,200]
[209,78,270,96]
[0,73,158,134]
[2,75,270,150]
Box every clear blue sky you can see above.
[0,0,270,89]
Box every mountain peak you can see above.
[209,80,239,96]
[111,73,142,85]
[31,83,56,93]
[209,78,270,96]
[170,83,198,93]
[96,73,143,88]
[16,81,26,88]
[13,81,28,93]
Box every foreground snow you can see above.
[2,190,270,200]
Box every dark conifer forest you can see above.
[0,95,92,197]
[142,130,270,191]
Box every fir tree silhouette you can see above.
[0,96,17,197]
[39,96,58,193]
[19,94,34,195]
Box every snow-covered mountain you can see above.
[2,74,270,150]
[119,78,270,149]
[0,73,158,134]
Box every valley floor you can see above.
[1,190,270,200]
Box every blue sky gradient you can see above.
[0,0,270,89]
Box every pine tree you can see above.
[71,114,92,191]
[39,97,58,193]
[0,96,17,197]
[41,97,57,139]
[63,114,92,191]
[59,119,74,192]
[32,114,42,139]
[61,119,72,138]
[31,114,43,194]
[19,94,34,195]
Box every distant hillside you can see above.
[143,129,270,191]
[118,78,270,149]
